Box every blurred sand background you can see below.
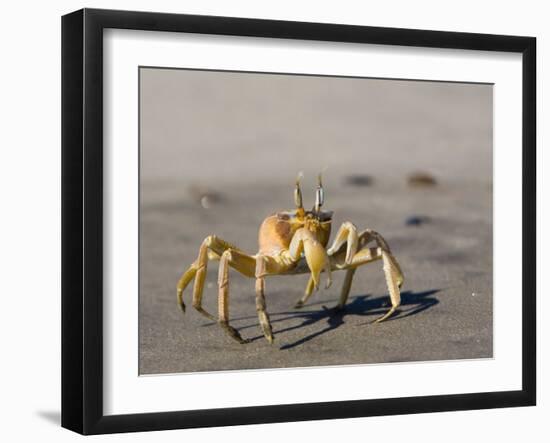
[139,67,493,375]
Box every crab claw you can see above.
[303,238,332,290]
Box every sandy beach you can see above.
[138,68,493,374]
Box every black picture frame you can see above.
[61,8,536,435]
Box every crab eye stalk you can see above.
[314,173,324,213]
[294,172,304,209]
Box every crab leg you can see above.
[191,238,216,320]
[336,268,356,309]
[176,267,196,313]
[176,235,255,321]
[358,229,404,289]
[294,276,315,308]
[325,226,403,321]
[327,221,359,264]
[217,250,248,343]
[332,228,397,310]
[349,245,403,323]
[376,250,402,323]
[255,256,274,343]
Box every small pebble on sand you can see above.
[188,185,225,208]
[408,172,437,187]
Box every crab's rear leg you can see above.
[190,237,216,320]
[176,235,254,322]
[255,256,275,343]
[177,267,196,313]
[217,250,249,344]
[176,236,218,320]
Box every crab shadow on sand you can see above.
[203,289,440,350]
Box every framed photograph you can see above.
[61,8,536,435]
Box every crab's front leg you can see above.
[294,276,316,309]
[231,227,332,344]
[325,223,365,311]
[254,252,303,344]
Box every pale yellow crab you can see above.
[177,174,404,344]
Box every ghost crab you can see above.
[176,174,404,344]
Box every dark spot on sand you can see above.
[344,174,373,187]
[405,215,431,226]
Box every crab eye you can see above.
[314,173,324,211]
[315,186,324,208]
[294,172,304,209]
[294,184,303,208]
